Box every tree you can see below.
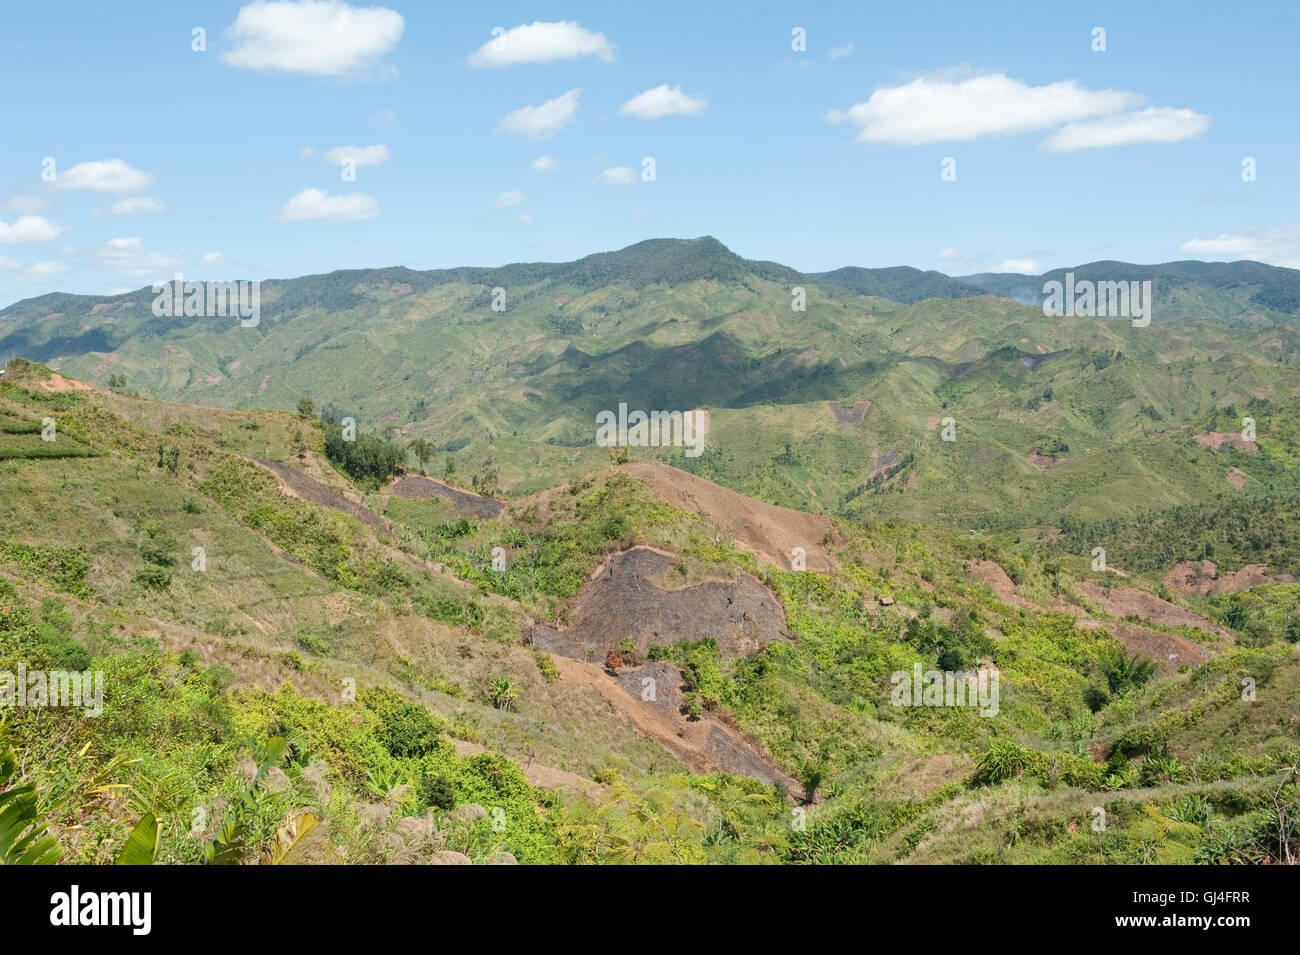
[297,396,314,418]
[408,437,433,474]
[480,469,500,497]
[443,456,456,480]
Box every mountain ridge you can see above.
[6,236,1300,326]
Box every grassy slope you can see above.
[1,359,1296,864]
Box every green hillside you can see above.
[0,357,1297,865]
[4,239,1299,538]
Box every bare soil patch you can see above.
[254,458,390,534]
[38,373,93,394]
[619,460,838,571]
[449,737,604,795]
[529,546,790,661]
[829,400,871,423]
[1074,580,1230,639]
[1163,559,1294,596]
[389,474,504,520]
[1194,431,1258,453]
[552,655,798,791]
[1074,619,1209,674]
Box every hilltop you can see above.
[2,238,1299,537]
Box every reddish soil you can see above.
[1074,580,1231,639]
[388,474,504,520]
[1074,619,1209,674]
[1026,450,1059,469]
[38,373,93,394]
[552,655,799,791]
[529,546,790,661]
[966,559,1079,614]
[1194,431,1258,453]
[1162,560,1294,596]
[619,460,839,571]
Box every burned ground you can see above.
[388,474,505,520]
[529,546,790,661]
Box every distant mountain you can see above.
[3,237,1299,532]
[962,259,1300,326]
[809,265,988,302]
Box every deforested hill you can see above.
[2,356,1297,865]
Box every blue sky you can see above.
[2,0,1298,307]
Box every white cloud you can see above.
[1040,107,1211,152]
[595,167,636,185]
[89,237,185,277]
[828,42,854,60]
[467,21,613,67]
[493,213,532,226]
[298,145,317,159]
[825,71,1144,145]
[372,108,396,125]
[322,144,391,167]
[222,0,404,78]
[273,187,379,222]
[201,251,229,267]
[492,190,528,209]
[618,84,707,120]
[107,196,167,216]
[495,89,581,141]
[52,159,154,194]
[0,258,70,283]
[991,257,1042,274]
[5,195,50,214]
[0,216,67,244]
[531,154,557,172]
[936,248,961,261]
[1179,226,1300,269]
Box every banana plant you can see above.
[115,813,160,865]
[261,809,318,865]
[0,727,61,865]
[202,736,289,865]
